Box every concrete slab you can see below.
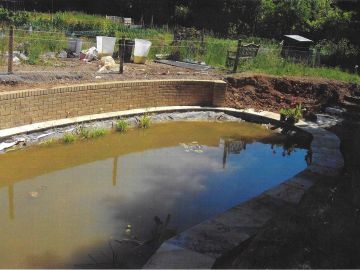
[143,242,215,269]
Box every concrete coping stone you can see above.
[0,106,344,269]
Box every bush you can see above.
[138,113,151,129]
[115,120,128,132]
[280,104,303,125]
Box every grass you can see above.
[77,126,108,139]
[87,128,108,138]
[62,133,76,144]
[138,113,151,129]
[238,50,360,84]
[115,119,128,132]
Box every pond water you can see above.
[0,121,309,268]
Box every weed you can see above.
[138,113,151,129]
[115,120,128,132]
[88,128,108,138]
[280,104,303,125]
[40,138,58,146]
[63,133,76,144]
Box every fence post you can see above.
[119,36,125,74]
[8,26,14,74]
[315,47,321,67]
[233,39,242,73]
[200,28,205,57]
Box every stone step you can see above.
[344,95,360,104]
[353,91,360,97]
[343,111,360,121]
[342,101,360,113]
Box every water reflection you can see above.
[0,121,309,268]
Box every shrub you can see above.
[63,133,76,144]
[138,113,151,129]
[280,104,303,125]
[115,120,128,132]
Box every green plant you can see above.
[63,133,76,144]
[138,113,151,129]
[40,138,58,146]
[77,125,90,139]
[115,120,128,132]
[88,128,108,138]
[280,104,303,125]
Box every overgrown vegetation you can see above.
[115,119,128,132]
[0,3,359,83]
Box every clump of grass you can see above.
[63,133,76,144]
[138,113,151,129]
[76,126,108,139]
[115,119,128,132]
[40,138,58,146]
[88,128,108,138]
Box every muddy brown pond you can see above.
[0,121,309,268]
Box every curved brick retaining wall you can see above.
[0,79,226,129]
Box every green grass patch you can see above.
[77,126,108,139]
[138,113,151,129]
[62,133,76,144]
[238,50,360,84]
[115,120,128,132]
[87,128,108,138]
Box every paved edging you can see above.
[141,108,344,269]
[0,106,343,269]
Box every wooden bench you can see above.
[226,41,260,71]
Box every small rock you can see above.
[28,191,39,198]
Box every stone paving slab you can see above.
[144,243,216,269]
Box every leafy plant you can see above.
[280,104,303,125]
[63,133,76,144]
[115,120,128,132]
[138,113,151,129]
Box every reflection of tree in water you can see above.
[74,214,177,269]
[222,139,247,169]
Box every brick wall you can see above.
[0,79,226,129]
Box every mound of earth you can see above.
[225,75,360,113]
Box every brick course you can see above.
[0,79,226,129]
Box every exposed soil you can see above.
[225,74,360,113]
[0,60,223,92]
[215,75,360,269]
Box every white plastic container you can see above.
[68,38,82,54]
[133,39,152,64]
[96,36,116,55]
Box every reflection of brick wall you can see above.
[0,80,226,129]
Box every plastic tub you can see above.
[96,36,116,55]
[68,38,82,54]
[133,39,152,64]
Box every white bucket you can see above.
[133,39,152,64]
[68,38,82,54]
[96,36,116,55]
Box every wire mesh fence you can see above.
[0,27,339,79]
